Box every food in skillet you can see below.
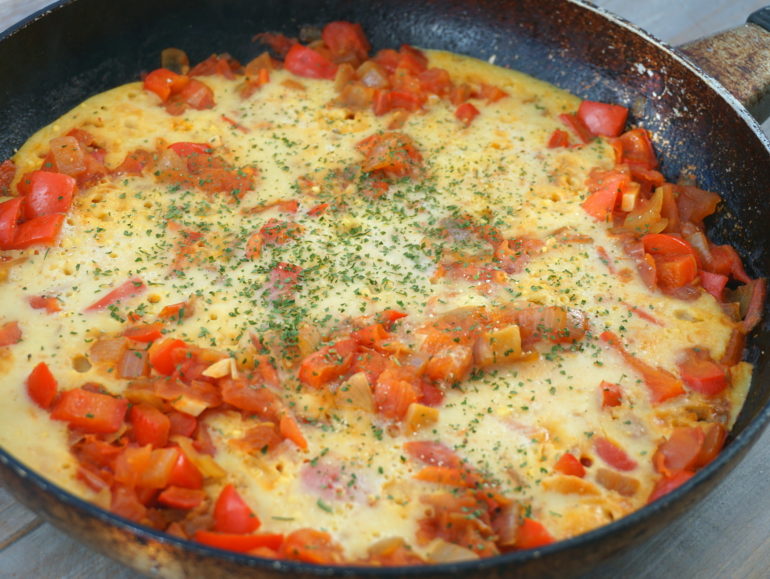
[0,21,764,564]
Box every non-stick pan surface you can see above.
[1,1,769,577]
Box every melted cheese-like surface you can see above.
[0,50,750,561]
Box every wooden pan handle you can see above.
[680,7,770,123]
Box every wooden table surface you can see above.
[1,0,769,577]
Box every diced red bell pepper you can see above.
[50,387,128,433]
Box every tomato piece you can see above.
[138,446,180,489]
[20,171,76,219]
[516,518,555,550]
[26,361,58,409]
[85,276,146,312]
[374,366,420,420]
[112,149,154,177]
[168,142,212,158]
[594,437,637,471]
[214,484,261,534]
[284,44,338,80]
[600,380,622,408]
[148,338,188,375]
[676,348,728,396]
[653,426,705,476]
[307,202,329,217]
[700,270,728,301]
[414,465,477,487]
[547,128,570,148]
[614,127,657,169]
[600,331,685,404]
[279,415,308,450]
[176,79,216,111]
[419,67,453,96]
[143,68,190,102]
[50,387,128,433]
[577,100,628,138]
[404,440,462,468]
[455,102,480,126]
[322,21,370,64]
[123,322,164,343]
[194,530,284,553]
[582,170,627,221]
[158,486,207,510]
[648,470,694,503]
[0,159,16,194]
[559,112,594,143]
[0,197,22,248]
[0,320,22,347]
[356,132,423,179]
[28,295,61,313]
[554,452,586,477]
[168,447,204,489]
[280,528,343,564]
[9,213,65,249]
[298,338,358,388]
[129,403,170,448]
[695,423,727,468]
[110,484,147,522]
[44,136,86,176]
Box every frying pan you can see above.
[1,0,769,577]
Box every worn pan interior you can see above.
[1,0,770,577]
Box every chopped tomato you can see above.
[168,142,212,157]
[0,320,22,347]
[194,530,284,553]
[322,21,370,65]
[455,102,480,126]
[559,112,594,144]
[307,202,329,216]
[143,68,190,102]
[148,338,188,375]
[123,322,164,343]
[414,465,476,488]
[220,378,281,419]
[614,127,657,169]
[138,446,180,489]
[0,159,16,194]
[168,447,204,489]
[374,366,420,419]
[653,426,705,476]
[600,380,622,408]
[547,129,570,148]
[594,437,637,471]
[516,518,555,550]
[50,387,128,434]
[700,270,728,301]
[577,100,628,138]
[280,528,343,564]
[648,470,694,503]
[404,440,462,468]
[158,486,207,510]
[279,415,308,450]
[9,213,66,249]
[85,276,146,312]
[554,452,585,477]
[129,403,170,448]
[19,171,76,219]
[356,131,423,179]
[298,338,358,388]
[173,79,216,111]
[582,169,628,221]
[26,361,58,409]
[28,295,61,313]
[676,348,728,396]
[600,331,685,404]
[110,484,147,522]
[214,484,261,534]
[695,423,727,468]
[284,44,338,80]
[0,197,22,248]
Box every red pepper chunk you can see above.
[554,452,586,477]
[0,197,22,248]
[26,361,58,409]
[0,321,22,347]
[594,437,637,471]
[676,348,728,396]
[50,388,128,434]
[516,518,555,550]
[194,530,284,553]
[143,68,190,102]
[9,214,66,249]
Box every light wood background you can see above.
[1,1,769,577]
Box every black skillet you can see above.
[1,1,770,577]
